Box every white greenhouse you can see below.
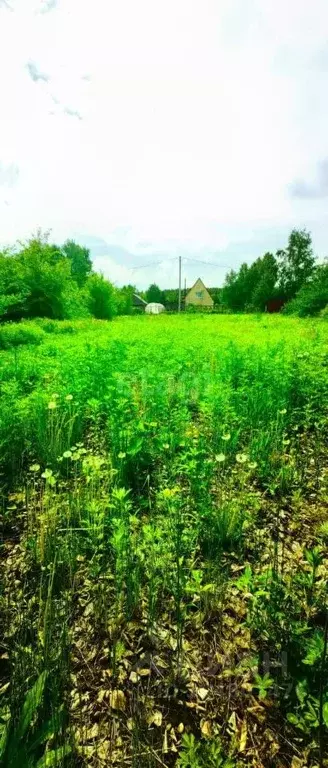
[145,302,165,315]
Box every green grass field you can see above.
[1,314,328,767]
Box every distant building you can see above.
[145,302,165,315]
[266,298,285,313]
[185,278,214,308]
[132,293,147,308]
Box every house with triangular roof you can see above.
[185,278,214,308]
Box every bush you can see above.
[36,319,77,334]
[87,274,117,320]
[0,322,45,349]
[321,305,328,318]
[185,304,214,314]
[284,263,328,316]
[0,234,90,323]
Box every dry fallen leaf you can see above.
[97,689,107,703]
[98,740,110,760]
[162,729,168,753]
[85,723,99,740]
[291,759,304,768]
[239,719,247,752]
[148,711,163,727]
[197,687,209,701]
[228,711,237,733]
[110,689,126,711]
[200,719,212,737]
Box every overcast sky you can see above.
[1,0,328,288]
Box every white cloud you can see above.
[1,0,328,287]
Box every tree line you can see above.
[0,231,137,321]
[0,228,327,321]
[146,229,328,316]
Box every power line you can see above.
[127,255,236,296]
[129,260,164,271]
[129,257,177,271]
[129,255,235,271]
[182,256,234,269]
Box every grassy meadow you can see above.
[0,313,328,768]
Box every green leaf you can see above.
[302,632,324,666]
[296,680,308,704]
[287,712,299,726]
[28,714,62,751]
[36,745,71,767]
[323,701,328,727]
[0,721,9,759]
[41,469,53,480]
[17,672,47,741]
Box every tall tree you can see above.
[221,269,239,310]
[222,265,253,311]
[0,232,86,321]
[250,252,278,310]
[18,235,72,318]
[284,260,328,316]
[87,274,117,319]
[162,288,179,308]
[115,284,136,315]
[221,253,278,312]
[146,283,163,304]
[208,287,223,306]
[62,240,92,287]
[277,229,316,300]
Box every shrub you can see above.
[284,263,328,316]
[0,234,90,322]
[36,319,77,334]
[87,274,117,320]
[0,322,45,349]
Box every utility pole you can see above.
[178,255,182,312]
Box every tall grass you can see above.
[0,314,328,766]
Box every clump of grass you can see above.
[0,321,45,349]
[37,318,77,334]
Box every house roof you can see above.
[185,277,213,302]
[132,293,147,306]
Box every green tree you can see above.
[222,265,253,311]
[18,234,73,318]
[277,229,316,300]
[208,287,223,307]
[87,273,117,319]
[0,232,89,321]
[284,260,328,316]
[62,240,92,287]
[162,288,179,309]
[146,283,164,304]
[221,269,240,311]
[115,284,136,315]
[0,249,27,320]
[249,252,278,310]
[0,234,75,320]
